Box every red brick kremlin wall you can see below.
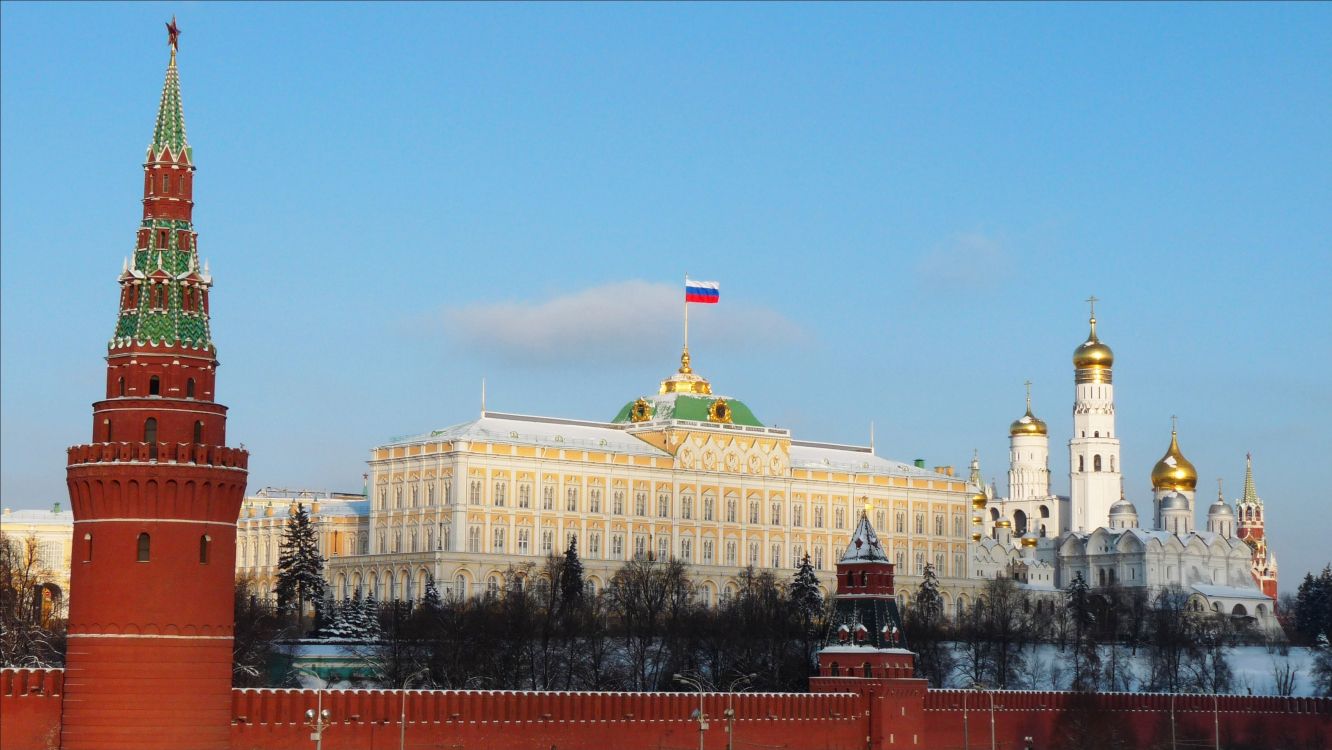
[4,668,1330,750]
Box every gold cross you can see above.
[1171,414,1178,433]
[1024,380,1032,409]
[1086,295,1098,318]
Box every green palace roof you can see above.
[611,392,763,428]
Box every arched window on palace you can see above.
[136,532,151,562]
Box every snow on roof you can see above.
[313,500,368,518]
[839,512,890,563]
[382,412,669,457]
[2,508,74,525]
[1191,583,1270,600]
[788,442,951,480]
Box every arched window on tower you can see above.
[149,376,161,396]
[1110,456,1116,472]
[193,421,204,444]
[118,377,126,397]
[186,378,195,398]
[199,535,211,563]
[103,419,112,442]
[1094,455,1102,472]
[83,533,93,562]
[1078,455,1085,472]
[136,532,151,562]
[162,175,170,193]
[144,418,158,460]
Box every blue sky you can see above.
[2,3,1329,592]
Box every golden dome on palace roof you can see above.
[1151,430,1198,491]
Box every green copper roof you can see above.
[612,393,763,427]
[111,219,214,350]
[151,51,189,157]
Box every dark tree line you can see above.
[904,567,1264,694]
[243,545,830,692]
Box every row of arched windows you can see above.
[82,532,211,564]
[102,417,204,446]
[114,375,199,400]
[1077,454,1116,472]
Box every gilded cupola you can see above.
[1151,429,1198,492]
[1009,382,1048,437]
[1072,298,1113,383]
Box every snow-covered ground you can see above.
[942,643,1321,697]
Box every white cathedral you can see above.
[970,303,1279,628]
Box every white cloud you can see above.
[438,280,804,366]
[915,232,1011,288]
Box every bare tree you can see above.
[0,531,66,667]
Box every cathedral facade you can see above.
[974,306,1278,627]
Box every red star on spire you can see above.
[166,16,181,51]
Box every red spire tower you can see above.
[1235,453,1278,601]
[62,23,248,750]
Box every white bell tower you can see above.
[1069,297,1122,532]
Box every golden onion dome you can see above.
[1151,430,1198,491]
[1010,408,1047,437]
[1073,316,1114,370]
[1020,533,1039,549]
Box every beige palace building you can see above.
[326,351,981,611]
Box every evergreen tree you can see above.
[1065,572,1100,691]
[421,576,443,615]
[558,538,585,613]
[360,592,383,641]
[1311,633,1332,697]
[789,553,824,674]
[274,503,326,631]
[906,563,953,687]
[1294,566,1332,645]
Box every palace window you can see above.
[635,492,647,516]
[518,484,531,508]
[915,513,925,534]
[136,532,151,562]
[517,528,530,555]
[658,493,670,518]
[543,486,554,510]
[726,498,736,523]
[589,488,601,513]
[748,541,760,565]
[814,507,825,528]
[467,526,481,552]
[611,534,624,560]
[494,481,506,507]
[492,527,506,553]
[702,539,714,564]
[703,495,714,521]
[771,543,781,568]
[793,504,804,527]
[680,537,692,562]
[469,481,482,505]
[895,512,905,534]
[589,532,602,558]
[835,507,846,530]
[749,501,760,524]
[681,496,693,520]
[725,541,738,566]
[613,490,624,515]
[633,534,647,560]
[770,502,781,525]
[876,509,887,531]
[566,487,579,512]
[656,536,669,562]
[813,545,825,570]
[935,514,944,536]
[541,530,554,555]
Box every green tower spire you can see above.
[151,17,189,158]
[111,27,213,353]
[1241,452,1261,506]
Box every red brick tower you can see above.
[62,22,248,750]
[1235,453,1278,601]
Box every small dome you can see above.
[1020,533,1039,549]
[1073,317,1114,370]
[1161,492,1189,511]
[1151,431,1198,491]
[1208,498,1234,517]
[1109,497,1138,517]
[1010,410,1048,437]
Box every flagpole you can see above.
[683,272,689,353]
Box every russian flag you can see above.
[685,279,720,304]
